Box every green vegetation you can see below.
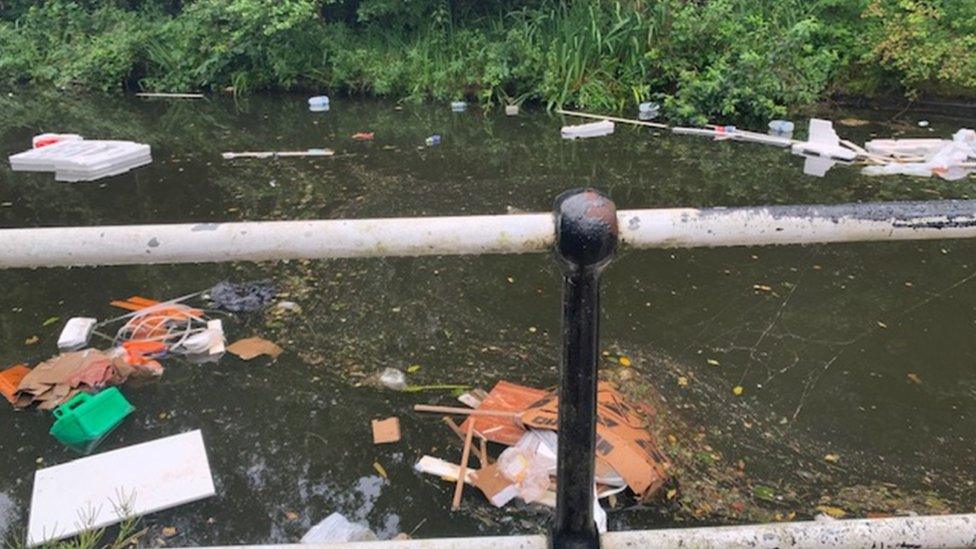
[0,0,974,122]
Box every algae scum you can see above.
[0,94,974,544]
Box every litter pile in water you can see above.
[0,279,287,454]
[559,109,976,180]
[407,380,670,532]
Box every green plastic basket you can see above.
[49,387,134,454]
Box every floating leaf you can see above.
[666,489,677,500]
[824,453,840,463]
[407,364,421,373]
[284,511,299,521]
[667,434,678,445]
[677,376,689,387]
[24,335,38,345]
[619,356,632,367]
[815,505,846,518]
[906,373,922,384]
[41,316,59,327]
[877,321,888,329]
[753,284,772,292]
[373,461,388,479]
[732,385,744,396]
[706,358,720,366]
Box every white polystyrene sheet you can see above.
[9,139,152,181]
[27,430,215,546]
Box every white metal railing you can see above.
[1,200,975,268]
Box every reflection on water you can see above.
[0,93,974,544]
[0,491,13,540]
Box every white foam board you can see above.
[27,430,215,546]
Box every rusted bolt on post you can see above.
[551,188,618,549]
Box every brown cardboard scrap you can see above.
[226,337,284,360]
[15,350,118,409]
[473,463,519,507]
[371,417,401,444]
[521,381,671,498]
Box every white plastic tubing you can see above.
[1,200,975,268]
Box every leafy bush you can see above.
[0,0,974,122]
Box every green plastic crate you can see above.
[49,387,134,454]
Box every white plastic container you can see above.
[561,120,614,140]
[57,317,97,351]
[505,105,519,116]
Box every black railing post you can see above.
[551,188,618,549]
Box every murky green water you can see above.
[0,93,974,545]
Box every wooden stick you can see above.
[452,420,475,511]
[222,149,334,160]
[480,436,489,467]
[556,109,669,130]
[442,417,485,464]
[414,404,521,419]
[136,92,204,99]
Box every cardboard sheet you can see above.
[27,430,215,546]
[226,337,284,360]
[520,382,670,498]
[371,417,401,444]
[459,381,547,445]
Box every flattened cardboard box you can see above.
[520,381,670,497]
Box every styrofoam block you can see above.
[27,430,215,546]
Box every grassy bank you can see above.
[0,0,974,123]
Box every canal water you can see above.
[0,93,973,545]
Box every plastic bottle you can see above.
[638,102,660,120]
[425,134,441,146]
[308,95,330,112]
[768,120,795,135]
[450,101,467,112]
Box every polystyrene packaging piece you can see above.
[791,119,857,161]
[10,137,152,182]
[27,430,215,546]
[561,120,614,140]
[865,138,952,158]
[57,317,97,351]
[301,513,377,544]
